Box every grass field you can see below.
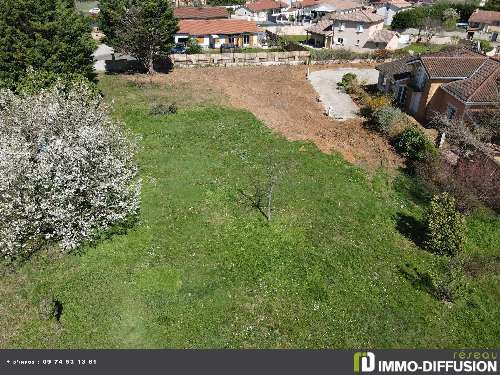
[0,74,498,348]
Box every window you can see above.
[356,24,364,33]
[243,34,250,45]
[228,36,235,44]
[337,37,344,45]
[446,104,457,120]
[397,86,407,104]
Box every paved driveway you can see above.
[308,68,379,120]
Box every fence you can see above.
[170,51,310,67]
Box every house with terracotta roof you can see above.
[468,9,500,34]
[174,7,229,20]
[233,0,288,23]
[376,48,500,124]
[374,0,412,26]
[291,0,363,21]
[306,9,398,50]
[174,19,262,48]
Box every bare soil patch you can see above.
[132,64,403,170]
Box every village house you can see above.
[174,7,230,20]
[376,48,500,125]
[290,0,363,21]
[373,0,412,26]
[306,9,399,50]
[233,0,287,23]
[175,19,262,48]
[468,9,500,41]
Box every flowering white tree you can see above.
[0,83,141,258]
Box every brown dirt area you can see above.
[131,64,403,170]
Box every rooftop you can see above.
[367,29,399,43]
[174,7,229,20]
[178,19,261,35]
[329,9,384,23]
[373,0,412,8]
[441,58,500,104]
[416,48,488,79]
[306,19,334,35]
[468,9,500,24]
[292,0,362,9]
[244,0,287,12]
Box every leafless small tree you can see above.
[430,113,493,159]
[238,165,280,222]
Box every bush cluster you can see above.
[372,105,406,135]
[424,193,466,257]
[395,127,437,162]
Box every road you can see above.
[308,68,379,120]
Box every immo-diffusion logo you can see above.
[354,352,376,373]
[353,351,498,373]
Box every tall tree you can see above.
[0,0,96,90]
[99,0,178,74]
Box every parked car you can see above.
[88,8,100,17]
[171,43,187,54]
[456,22,469,29]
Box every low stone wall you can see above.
[170,51,310,67]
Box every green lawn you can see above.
[282,35,308,43]
[0,75,498,348]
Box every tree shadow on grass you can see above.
[395,212,426,247]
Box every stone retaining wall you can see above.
[170,51,310,67]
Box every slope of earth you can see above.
[142,64,403,170]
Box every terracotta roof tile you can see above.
[468,9,500,24]
[442,58,500,104]
[178,19,261,35]
[368,29,398,43]
[306,19,334,35]
[174,7,229,19]
[417,48,488,78]
[244,0,287,12]
[329,9,384,22]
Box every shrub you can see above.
[424,193,466,257]
[150,103,177,115]
[479,40,494,53]
[366,95,393,113]
[337,73,357,91]
[372,105,406,135]
[395,126,437,161]
[0,83,141,259]
[186,38,202,54]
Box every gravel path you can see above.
[308,68,379,120]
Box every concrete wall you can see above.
[170,50,310,67]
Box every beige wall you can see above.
[329,20,384,50]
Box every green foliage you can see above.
[479,40,494,53]
[337,73,357,91]
[391,2,477,30]
[98,0,178,73]
[0,0,96,90]
[9,68,97,95]
[186,38,203,55]
[425,193,466,257]
[372,105,406,135]
[395,127,437,161]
